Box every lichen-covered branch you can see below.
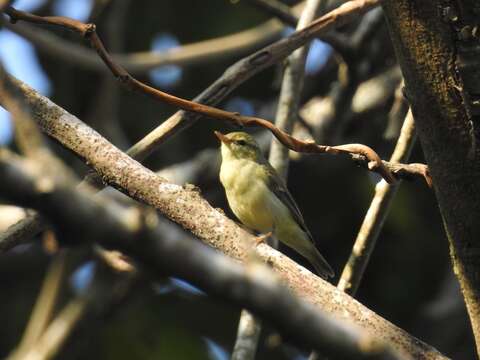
[0,150,401,360]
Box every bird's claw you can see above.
[255,232,273,246]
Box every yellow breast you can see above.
[220,158,274,232]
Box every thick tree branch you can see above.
[0,150,401,360]
[0,75,447,359]
[382,0,480,353]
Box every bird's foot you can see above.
[254,231,273,246]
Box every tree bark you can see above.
[382,0,480,354]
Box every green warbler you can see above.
[215,131,334,279]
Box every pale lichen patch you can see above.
[158,182,182,193]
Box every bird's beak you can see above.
[214,131,232,145]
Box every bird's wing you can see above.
[261,159,334,278]
[262,161,313,239]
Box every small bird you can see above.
[215,131,334,279]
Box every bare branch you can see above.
[0,150,402,360]
[269,0,326,178]
[3,1,381,164]
[2,1,403,184]
[13,252,67,356]
[0,68,48,157]
[0,212,45,252]
[10,297,89,360]
[243,0,353,55]
[3,17,283,75]
[338,109,417,295]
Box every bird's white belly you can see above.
[220,159,278,232]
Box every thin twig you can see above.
[12,252,67,357]
[384,80,408,140]
[4,1,381,164]
[0,68,47,157]
[310,6,386,146]
[269,0,326,179]
[243,0,353,55]
[11,297,89,360]
[4,1,352,74]
[85,0,130,149]
[125,0,381,161]
[3,17,283,74]
[0,63,75,182]
[4,3,408,188]
[3,2,398,184]
[338,109,417,295]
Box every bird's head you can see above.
[214,131,261,161]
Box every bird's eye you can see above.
[236,140,247,146]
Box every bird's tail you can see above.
[277,226,334,279]
[308,247,335,279]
